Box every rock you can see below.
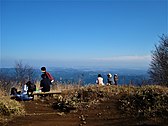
[82,121,87,124]
[81,118,85,121]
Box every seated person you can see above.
[20,83,33,101]
[11,87,19,96]
[107,73,114,85]
[10,83,33,101]
[40,74,51,92]
[26,81,36,97]
[10,87,21,100]
[96,74,104,85]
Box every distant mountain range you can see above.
[0,67,149,85]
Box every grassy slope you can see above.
[1,84,168,125]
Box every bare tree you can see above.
[148,35,168,86]
[14,60,34,84]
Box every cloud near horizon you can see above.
[92,55,151,62]
[89,55,151,69]
[1,55,151,69]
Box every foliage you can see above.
[148,35,168,86]
[14,60,34,84]
[0,61,35,93]
[118,85,168,121]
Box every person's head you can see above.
[107,73,112,78]
[26,81,32,86]
[11,87,17,95]
[98,74,102,77]
[41,67,46,72]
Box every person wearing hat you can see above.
[107,73,114,85]
[41,67,54,83]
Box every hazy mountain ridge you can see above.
[0,67,149,85]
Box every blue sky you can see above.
[1,0,167,69]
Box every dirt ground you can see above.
[2,96,167,126]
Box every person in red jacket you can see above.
[41,67,54,83]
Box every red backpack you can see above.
[46,72,54,81]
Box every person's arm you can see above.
[46,72,54,82]
[22,84,28,94]
[40,80,44,89]
[96,78,99,84]
[23,85,28,92]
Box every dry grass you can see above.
[118,85,168,123]
[0,89,6,96]
[0,88,25,124]
[51,84,168,123]
[1,81,168,125]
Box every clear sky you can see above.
[1,0,167,69]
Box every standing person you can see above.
[96,74,104,85]
[41,67,54,89]
[40,74,51,92]
[114,74,118,85]
[107,73,114,85]
[41,67,54,83]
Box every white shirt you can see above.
[22,84,28,95]
[96,77,104,85]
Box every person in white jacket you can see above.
[18,83,33,101]
[96,74,104,85]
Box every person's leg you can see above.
[21,94,33,101]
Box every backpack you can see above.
[29,83,36,92]
[26,81,36,92]
[46,72,54,81]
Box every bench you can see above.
[32,91,62,100]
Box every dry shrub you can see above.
[118,85,168,122]
[0,90,25,124]
[0,97,25,116]
[52,84,121,112]
[0,89,6,96]
[52,84,168,123]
